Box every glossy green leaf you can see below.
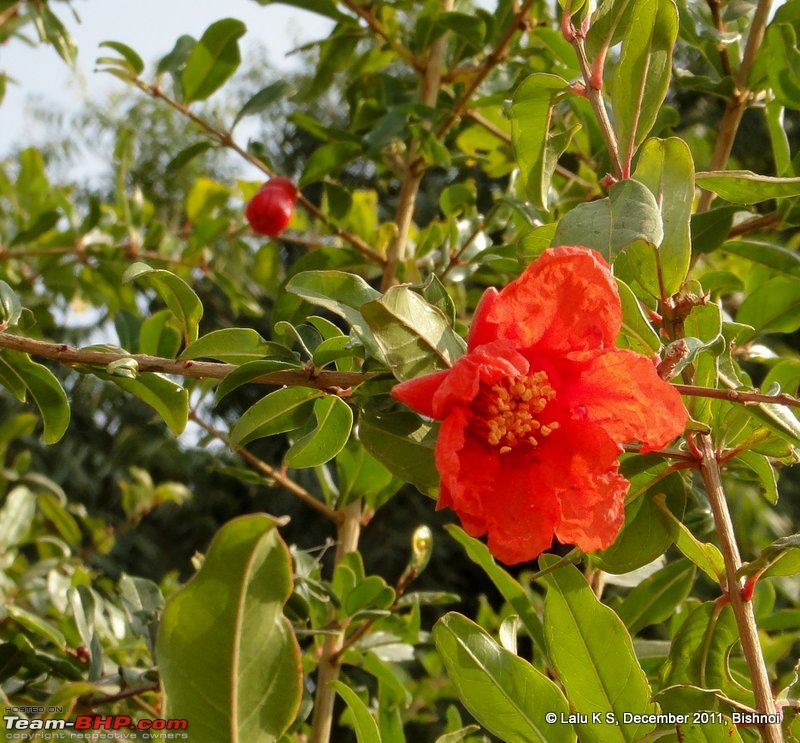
[7,605,66,648]
[433,613,574,743]
[722,240,800,276]
[446,525,545,653]
[89,367,188,435]
[737,275,800,339]
[99,41,144,75]
[653,494,724,582]
[284,395,353,468]
[181,19,247,103]
[139,310,182,358]
[662,601,752,705]
[214,359,302,403]
[0,350,70,444]
[285,270,381,353]
[585,0,637,59]
[331,682,382,743]
[733,450,778,504]
[0,281,22,327]
[0,486,36,550]
[632,138,693,294]
[229,386,322,448]
[662,718,743,743]
[180,328,270,365]
[158,514,301,742]
[301,142,363,186]
[612,0,678,162]
[362,286,466,381]
[539,557,655,742]
[157,35,197,76]
[690,206,739,254]
[616,278,660,354]
[767,23,800,107]
[696,170,800,204]
[617,560,695,635]
[123,263,203,344]
[509,73,571,210]
[553,179,663,262]
[358,410,439,497]
[233,80,295,128]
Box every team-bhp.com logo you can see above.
[4,714,188,737]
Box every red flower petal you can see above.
[566,348,687,451]
[391,369,449,418]
[537,420,628,551]
[474,246,621,355]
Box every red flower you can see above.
[392,247,687,564]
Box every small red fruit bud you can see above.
[245,177,297,237]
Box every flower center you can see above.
[481,371,558,454]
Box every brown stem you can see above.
[310,500,362,743]
[0,332,371,391]
[698,0,774,212]
[727,211,780,238]
[697,435,781,742]
[135,81,385,265]
[189,411,340,523]
[381,0,454,291]
[78,682,160,710]
[674,383,800,409]
[706,0,733,78]
[570,36,624,178]
[435,0,537,140]
[338,0,423,72]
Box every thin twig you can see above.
[0,332,371,391]
[134,81,385,266]
[706,0,733,78]
[79,682,160,710]
[727,211,780,238]
[435,0,538,140]
[698,0,775,212]
[675,383,800,409]
[189,411,340,523]
[439,219,485,280]
[310,500,362,743]
[696,435,781,743]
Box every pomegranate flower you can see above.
[392,247,687,564]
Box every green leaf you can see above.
[362,286,466,381]
[7,606,66,648]
[181,19,247,103]
[767,24,800,108]
[662,601,752,705]
[123,263,204,344]
[229,387,322,448]
[612,0,678,162]
[233,80,295,128]
[737,275,800,339]
[691,206,739,254]
[446,525,545,653]
[300,142,363,186]
[252,0,345,21]
[38,492,81,546]
[180,328,270,365]
[157,34,196,76]
[158,514,301,742]
[509,73,571,210]
[0,486,36,550]
[166,141,214,177]
[331,682,382,743]
[653,494,724,582]
[617,560,695,635]
[632,138,693,294]
[433,613,574,743]
[98,41,145,75]
[139,310,182,358]
[336,440,400,508]
[695,170,800,204]
[721,240,800,276]
[0,280,22,327]
[103,372,189,436]
[214,359,302,403]
[285,270,381,353]
[539,557,656,742]
[553,179,663,263]
[284,395,353,468]
[732,450,778,504]
[616,278,660,354]
[358,410,439,497]
[585,0,637,59]
[0,351,70,444]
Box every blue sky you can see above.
[2,0,331,158]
